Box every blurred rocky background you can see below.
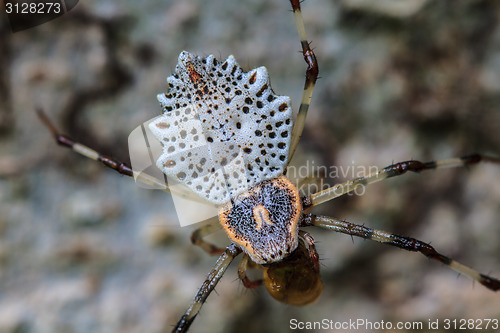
[1,0,500,332]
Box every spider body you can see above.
[36,1,500,332]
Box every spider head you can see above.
[219,175,302,264]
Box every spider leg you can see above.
[304,154,500,209]
[296,170,326,196]
[238,254,263,289]
[173,244,242,333]
[302,214,500,291]
[36,108,170,192]
[299,230,320,272]
[288,0,319,163]
[190,217,225,255]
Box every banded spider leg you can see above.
[301,155,500,291]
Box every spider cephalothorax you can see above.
[219,175,301,264]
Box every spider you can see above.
[36,1,500,332]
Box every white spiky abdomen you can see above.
[149,51,293,205]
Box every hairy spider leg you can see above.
[288,0,319,163]
[302,215,500,291]
[190,217,225,255]
[304,154,500,209]
[238,254,263,289]
[174,244,242,333]
[36,108,169,191]
[298,230,320,272]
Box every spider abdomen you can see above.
[219,175,302,264]
[149,51,293,205]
